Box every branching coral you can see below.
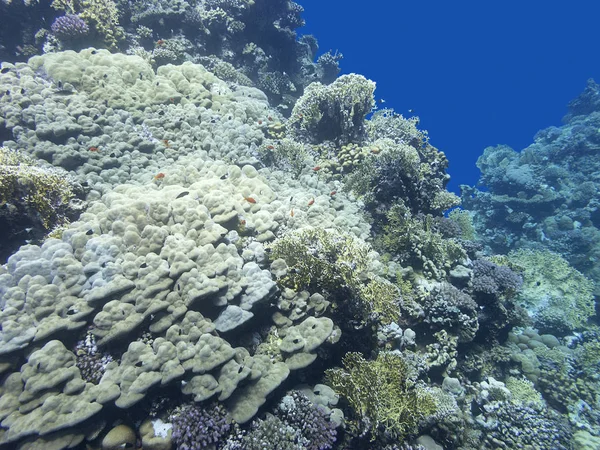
[325,351,437,441]
[0,147,76,230]
[269,227,402,324]
[52,0,124,48]
[376,204,466,280]
[288,74,376,145]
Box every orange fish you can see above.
[330,190,337,196]
[89,146,99,152]
[308,198,315,206]
[290,208,294,217]
[156,39,165,46]
[244,196,257,204]
[162,139,170,147]
[266,145,275,150]
[154,172,165,180]
[313,166,321,172]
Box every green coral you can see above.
[508,249,595,332]
[0,147,75,229]
[325,351,437,441]
[377,204,465,279]
[575,338,600,379]
[289,73,376,144]
[52,0,124,49]
[258,138,312,178]
[448,209,476,240]
[505,376,544,407]
[269,227,402,324]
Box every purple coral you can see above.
[276,391,337,450]
[472,259,522,297]
[51,14,89,41]
[170,403,232,449]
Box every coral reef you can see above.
[326,351,438,442]
[0,146,85,262]
[0,4,597,447]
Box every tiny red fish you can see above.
[163,139,170,147]
[290,208,294,217]
[266,145,275,150]
[308,198,315,206]
[258,120,263,125]
[313,166,321,172]
[89,146,99,152]
[156,39,165,46]
[244,196,257,204]
[330,190,337,196]
[154,172,165,180]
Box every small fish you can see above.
[244,196,257,204]
[379,98,386,104]
[0,68,10,74]
[290,208,294,217]
[408,108,414,113]
[154,172,166,180]
[266,145,275,150]
[156,39,165,46]
[258,120,263,125]
[308,198,315,206]
[313,166,321,172]
[86,229,93,235]
[330,190,337,196]
[371,147,381,154]
[239,219,247,226]
[176,191,189,199]
[268,116,273,121]
[89,146,99,152]
[162,139,170,147]
[220,173,228,180]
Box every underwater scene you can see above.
[0,0,599,449]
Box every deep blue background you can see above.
[298,1,600,192]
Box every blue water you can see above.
[301,0,600,192]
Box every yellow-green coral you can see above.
[325,351,437,441]
[0,147,74,229]
[289,73,376,144]
[448,209,476,240]
[508,249,595,331]
[377,204,465,279]
[504,376,544,407]
[269,227,402,324]
[52,0,124,49]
